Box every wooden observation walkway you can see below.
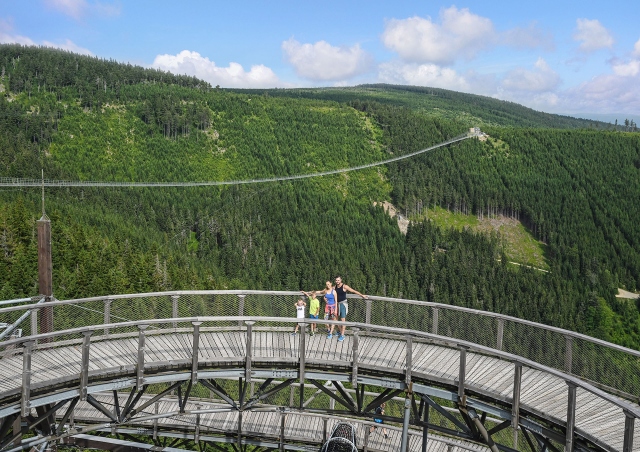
[0,291,639,452]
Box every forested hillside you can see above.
[1,45,639,348]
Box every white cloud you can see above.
[282,39,373,82]
[381,7,496,65]
[151,50,282,88]
[633,38,640,57]
[44,0,120,19]
[562,74,640,113]
[502,23,554,50]
[502,58,560,92]
[573,19,614,52]
[42,38,92,55]
[378,61,470,91]
[44,0,86,19]
[612,60,640,77]
[0,19,92,54]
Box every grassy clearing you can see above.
[416,206,549,270]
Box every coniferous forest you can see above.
[1,45,639,348]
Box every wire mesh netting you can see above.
[436,308,498,349]
[2,291,640,417]
[320,422,358,452]
[502,319,566,371]
[572,336,640,398]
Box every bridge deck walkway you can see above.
[69,394,489,452]
[1,329,638,451]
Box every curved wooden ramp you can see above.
[1,326,639,451]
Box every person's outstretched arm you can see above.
[344,284,367,299]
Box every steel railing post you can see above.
[458,346,468,404]
[299,322,306,409]
[512,362,522,447]
[432,308,439,335]
[400,396,411,452]
[566,382,577,452]
[21,341,34,417]
[171,295,179,330]
[422,398,430,452]
[322,417,328,443]
[351,328,360,386]
[245,321,254,384]
[279,408,286,452]
[153,402,159,440]
[496,318,504,351]
[237,410,242,450]
[365,299,372,326]
[238,295,246,327]
[192,321,202,382]
[565,335,573,374]
[137,325,149,387]
[80,330,93,401]
[30,307,38,340]
[195,404,201,443]
[405,335,413,387]
[623,411,635,452]
[104,298,111,337]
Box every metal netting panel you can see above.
[369,300,432,332]
[343,297,367,324]
[0,305,36,342]
[572,336,640,397]
[502,319,566,371]
[436,308,498,348]
[53,300,105,335]
[321,422,357,452]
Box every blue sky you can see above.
[1,0,639,115]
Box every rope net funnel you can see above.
[320,422,357,452]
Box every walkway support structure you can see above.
[0,290,639,452]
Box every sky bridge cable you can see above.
[0,132,480,188]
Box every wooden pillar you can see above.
[37,216,53,339]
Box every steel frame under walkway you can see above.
[0,317,638,452]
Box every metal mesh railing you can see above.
[1,290,640,403]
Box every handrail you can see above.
[1,315,639,419]
[1,290,639,358]
[0,297,44,340]
[0,296,42,307]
